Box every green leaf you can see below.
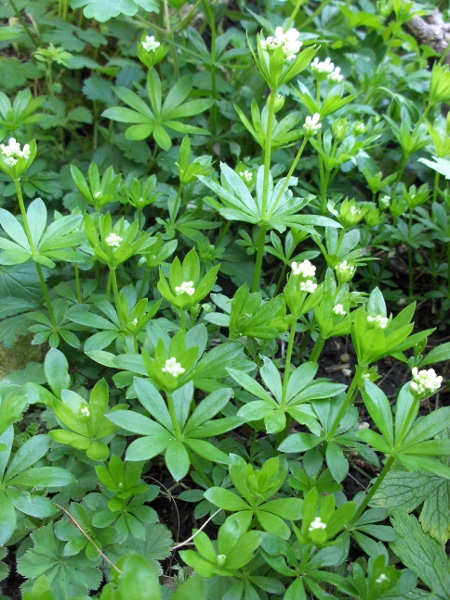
[0,492,16,545]
[5,434,51,480]
[118,553,162,600]
[326,442,349,483]
[7,467,75,488]
[204,488,250,511]
[18,523,102,599]
[420,342,450,367]
[71,0,159,22]
[44,348,70,398]
[362,381,394,446]
[390,511,450,597]
[165,441,190,481]
[372,465,450,544]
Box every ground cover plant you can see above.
[1,0,450,597]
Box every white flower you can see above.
[300,280,317,293]
[350,206,361,216]
[142,35,160,52]
[376,573,389,584]
[241,170,253,182]
[410,367,443,397]
[354,122,367,135]
[80,406,91,417]
[367,314,389,329]
[0,137,31,166]
[335,260,355,277]
[380,195,390,208]
[260,27,302,62]
[359,421,370,429]
[311,57,335,75]
[303,113,322,135]
[332,303,346,316]
[328,66,343,83]
[162,357,185,377]
[131,318,139,326]
[174,281,195,296]
[105,233,123,248]
[291,259,316,278]
[309,517,327,531]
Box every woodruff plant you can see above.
[1,0,450,598]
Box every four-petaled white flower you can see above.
[308,517,327,531]
[300,280,317,293]
[142,35,160,52]
[291,259,316,278]
[410,367,443,397]
[162,357,185,377]
[105,233,123,248]
[332,303,346,316]
[303,113,322,136]
[174,281,195,296]
[260,27,302,62]
[0,137,31,167]
[367,314,389,329]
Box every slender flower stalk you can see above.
[14,178,57,327]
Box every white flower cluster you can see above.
[350,206,361,216]
[175,281,195,296]
[303,113,322,135]
[332,303,346,316]
[259,27,302,62]
[410,367,443,397]
[105,233,123,248]
[291,259,316,278]
[131,318,139,326]
[300,280,317,293]
[376,573,389,584]
[79,406,91,417]
[0,137,31,167]
[379,195,390,208]
[162,357,185,377]
[308,517,327,532]
[367,314,389,329]
[311,57,343,83]
[335,260,355,277]
[241,170,253,182]
[142,35,160,52]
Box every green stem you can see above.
[252,224,268,292]
[349,455,396,527]
[14,179,57,325]
[166,393,183,440]
[301,0,333,28]
[252,90,278,292]
[282,319,298,402]
[261,91,278,219]
[8,0,38,48]
[309,334,325,363]
[109,269,122,326]
[285,0,306,29]
[327,365,363,440]
[180,310,186,333]
[408,208,414,298]
[74,264,82,303]
[271,137,308,214]
[188,450,213,488]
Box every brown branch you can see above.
[405,9,450,64]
